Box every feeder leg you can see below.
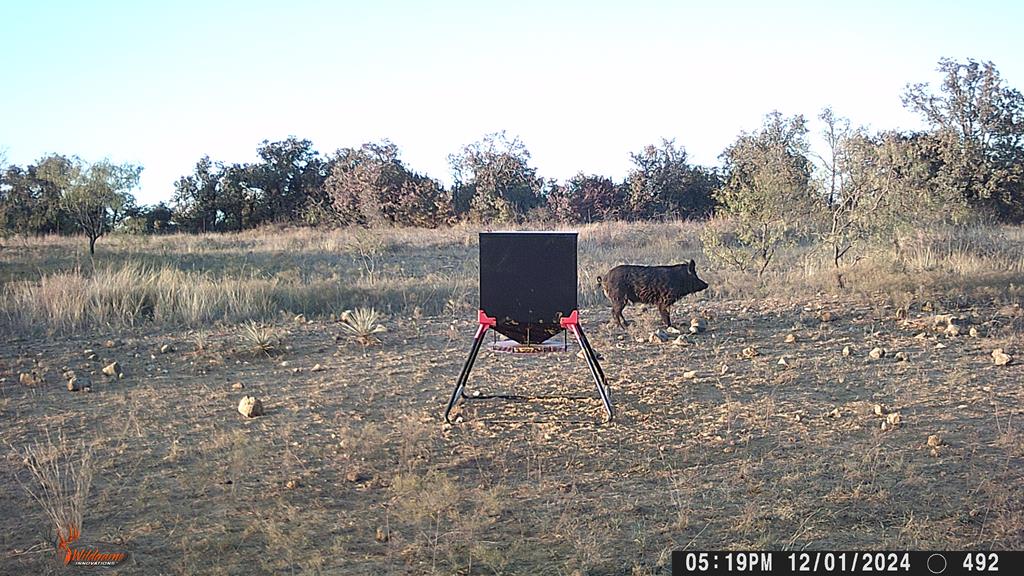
[569,324,613,422]
[444,325,489,423]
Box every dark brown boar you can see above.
[598,260,709,328]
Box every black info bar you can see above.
[672,551,1024,576]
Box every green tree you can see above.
[216,163,261,231]
[251,137,327,224]
[706,111,814,276]
[902,58,1024,221]
[325,140,451,227]
[845,130,968,259]
[39,158,141,254]
[626,139,719,220]
[449,132,543,222]
[122,202,175,234]
[0,155,76,235]
[172,155,221,232]
[546,173,626,223]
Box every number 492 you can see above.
[964,553,998,571]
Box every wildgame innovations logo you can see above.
[57,526,128,568]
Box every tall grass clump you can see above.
[13,429,94,555]
[1,263,285,334]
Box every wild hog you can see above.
[598,260,708,328]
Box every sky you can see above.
[1,0,1022,205]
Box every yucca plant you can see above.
[339,307,388,346]
[240,321,282,357]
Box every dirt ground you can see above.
[2,296,1022,575]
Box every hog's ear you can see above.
[688,259,696,274]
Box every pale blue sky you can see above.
[1,0,1022,205]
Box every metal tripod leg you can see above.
[444,324,490,423]
[568,323,613,421]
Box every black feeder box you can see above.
[444,231,612,422]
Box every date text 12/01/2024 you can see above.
[672,551,1022,576]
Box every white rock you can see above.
[992,348,1012,366]
[102,361,121,377]
[238,396,264,418]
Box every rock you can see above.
[102,361,121,377]
[842,345,851,357]
[992,348,1012,366]
[873,404,885,416]
[311,363,324,372]
[689,318,707,334]
[231,382,244,390]
[784,333,797,343]
[237,396,264,418]
[777,356,789,366]
[160,344,174,354]
[683,370,698,379]
[894,351,909,362]
[934,342,947,349]
[345,469,369,483]
[869,347,885,359]
[927,434,943,447]
[886,412,901,427]
[665,326,682,335]
[741,346,759,359]
[969,326,980,337]
[67,374,91,392]
[649,330,671,344]
[828,407,842,418]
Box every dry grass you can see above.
[4,221,1023,337]
[1,222,1023,574]
[11,429,94,557]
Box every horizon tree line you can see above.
[2,58,1022,260]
